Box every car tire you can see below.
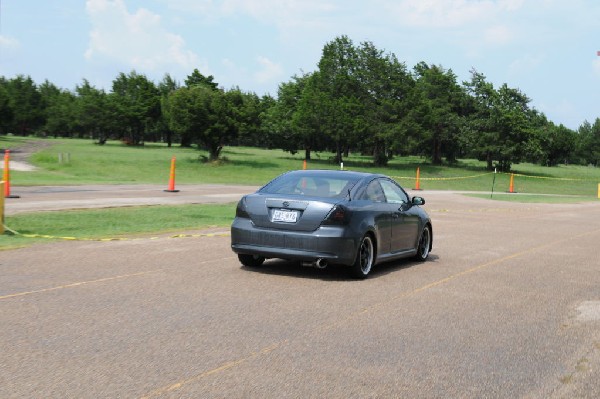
[350,235,374,279]
[238,254,265,267]
[414,225,431,262]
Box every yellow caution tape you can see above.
[508,173,592,181]
[394,171,596,182]
[167,233,230,239]
[2,223,230,242]
[392,172,494,181]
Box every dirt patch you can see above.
[4,161,37,171]
[1,139,55,171]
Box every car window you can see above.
[262,174,358,198]
[379,179,409,204]
[363,180,386,202]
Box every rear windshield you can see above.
[260,174,358,198]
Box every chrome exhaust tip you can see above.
[314,258,328,269]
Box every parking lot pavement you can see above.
[1,190,599,398]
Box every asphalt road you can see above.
[1,188,600,398]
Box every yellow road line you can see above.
[0,270,163,300]
[0,256,236,301]
[388,227,600,302]
[140,226,600,398]
[430,207,539,213]
[140,341,287,399]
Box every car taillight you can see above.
[236,198,250,218]
[322,205,350,225]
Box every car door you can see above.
[379,179,420,252]
[362,179,393,256]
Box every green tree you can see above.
[163,86,204,148]
[410,63,466,164]
[315,35,362,163]
[158,74,181,147]
[74,80,115,142]
[185,69,219,90]
[463,70,533,171]
[265,72,329,160]
[354,41,413,165]
[575,119,600,166]
[524,110,576,166]
[255,94,276,147]
[493,83,533,171]
[0,81,14,134]
[111,71,161,145]
[230,88,268,147]
[164,85,237,160]
[539,124,576,166]
[4,75,44,135]
[292,72,332,160]
[40,80,77,137]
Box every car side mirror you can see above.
[411,196,425,206]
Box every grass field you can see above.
[1,203,236,250]
[3,136,600,197]
[1,136,599,249]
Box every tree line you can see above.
[1,35,599,171]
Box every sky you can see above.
[1,0,599,130]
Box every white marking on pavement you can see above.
[576,301,600,322]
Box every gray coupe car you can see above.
[231,170,432,278]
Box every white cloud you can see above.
[221,58,238,71]
[0,35,20,50]
[375,0,525,50]
[219,58,248,89]
[594,55,600,76]
[484,25,514,45]
[221,0,335,22]
[498,0,525,11]
[216,55,283,92]
[508,54,543,76]
[166,0,214,14]
[164,0,220,24]
[254,56,284,84]
[542,99,579,128]
[85,0,202,73]
[382,0,498,28]
[166,0,336,32]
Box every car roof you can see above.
[284,169,384,180]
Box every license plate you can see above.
[272,209,297,223]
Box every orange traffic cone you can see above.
[414,167,422,190]
[164,156,180,193]
[3,150,20,198]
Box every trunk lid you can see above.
[244,194,338,232]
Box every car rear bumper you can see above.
[231,218,357,265]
